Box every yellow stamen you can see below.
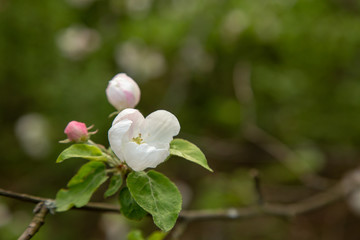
[132,133,144,145]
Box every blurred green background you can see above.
[2,0,360,239]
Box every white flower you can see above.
[108,108,180,171]
[106,73,141,110]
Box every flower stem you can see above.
[87,140,122,165]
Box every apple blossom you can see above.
[108,108,180,171]
[106,73,141,111]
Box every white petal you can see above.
[106,83,129,110]
[141,110,180,146]
[112,108,144,138]
[112,108,143,126]
[108,119,132,161]
[115,73,141,106]
[122,142,169,171]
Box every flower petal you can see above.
[108,119,132,161]
[113,108,145,138]
[122,142,169,171]
[106,84,129,110]
[141,110,180,146]
[112,108,143,126]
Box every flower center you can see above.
[132,133,144,145]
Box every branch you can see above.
[250,169,263,205]
[18,202,49,240]
[179,180,345,221]
[1,168,359,222]
[0,188,120,213]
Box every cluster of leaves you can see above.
[55,139,212,232]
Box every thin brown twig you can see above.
[179,180,345,221]
[0,188,120,213]
[1,168,359,223]
[18,202,49,240]
[250,169,263,205]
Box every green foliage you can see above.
[194,169,256,209]
[127,230,145,240]
[286,147,325,175]
[56,162,108,211]
[209,98,242,128]
[56,144,108,163]
[119,187,148,221]
[104,173,123,198]
[127,171,182,232]
[170,138,213,172]
[147,231,167,240]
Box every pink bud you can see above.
[64,121,89,142]
[106,73,141,111]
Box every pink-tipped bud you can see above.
[64,121,89,142]
[106,73,141,111]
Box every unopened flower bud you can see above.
[106,73,141,111]
[64,121,89,142]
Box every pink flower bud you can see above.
[106,73,141,111]
[64,121,89,142]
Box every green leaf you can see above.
[170,138,213,172]
[56,144,108,163]
[147,231,167,240]
[127,230,145,240]
[119,187,148,221]
[56,161,108,212]
[127,171,182,232]
[104,173,123,198]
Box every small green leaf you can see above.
[170,138,213,172]
[127,230,145,240]
[56,161,108,211]
[147,231,167,240]
[56,144,108,163]
[119,187,148,221]
[104,173,123,198]
[127,171,182,232]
